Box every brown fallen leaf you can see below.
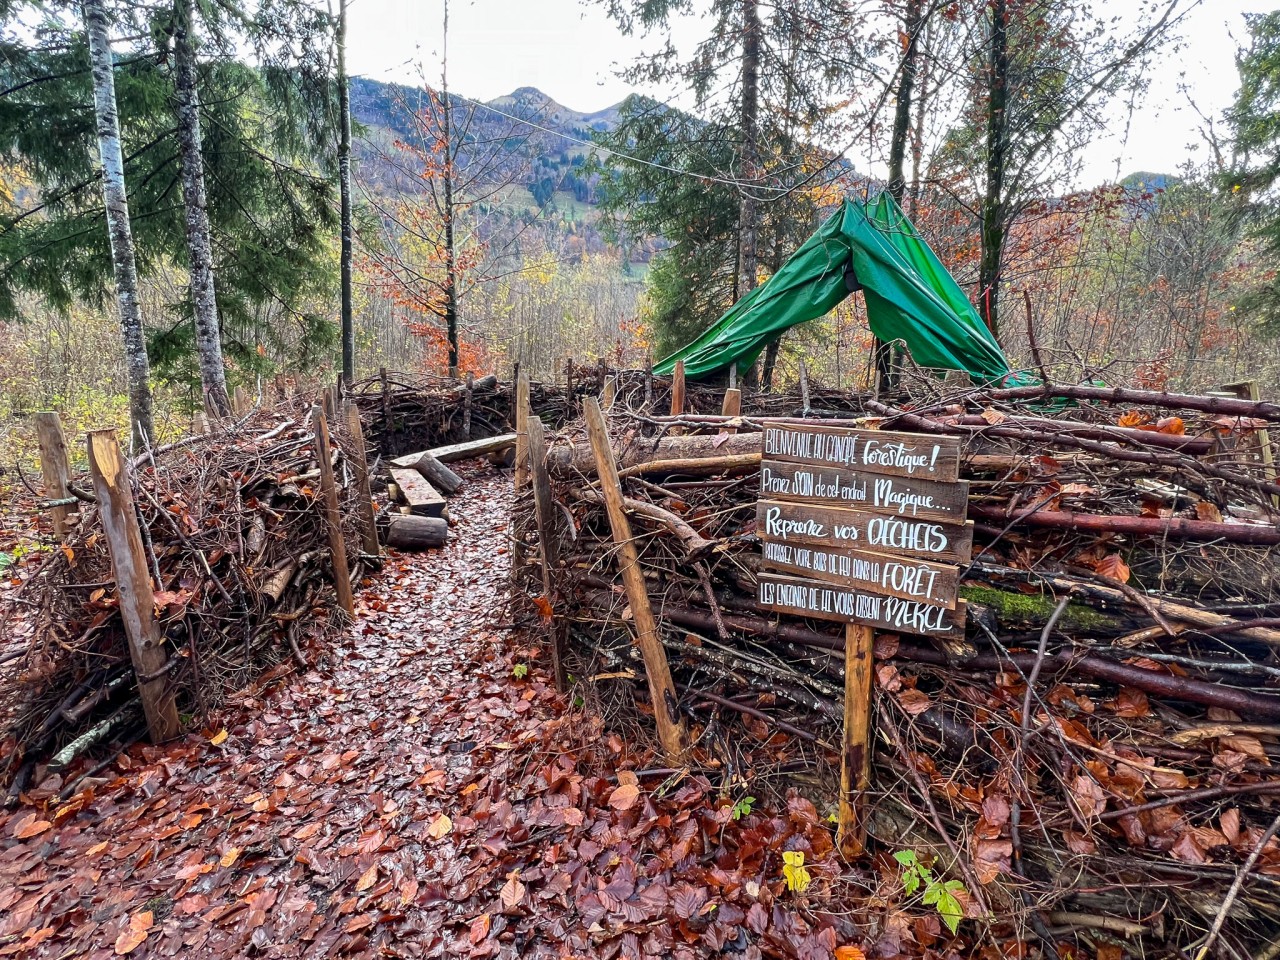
[355,864,378,892]
[608,783,640,811]
[12,816,52,840]
[113,910,153,955]
[500,871,526,910]
[427,813,452,839]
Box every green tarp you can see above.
[654,193,1010,383]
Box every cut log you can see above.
[386,514,448,550]
[428,433,517,463]
[390,450,464,495]
[548,432,761,478]
[388,467,445,518]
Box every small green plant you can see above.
[894,850,966,934]
[512,663,528,679]
[0,552,12,572]
[730,795,755,820]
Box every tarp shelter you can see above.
[654,193,1010,383]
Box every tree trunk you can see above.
[979,0,1009,340]
[887,0,923,205]
[84,0,154,446]
[907,19,931,220]
[172,0,230,416]
[442,0,459,377]
[338,0,354,385]
[737,0,760,302]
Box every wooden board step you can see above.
[388,468,446,518]
[427,433,517,464]
[390,450,465,495]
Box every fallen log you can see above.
[571,487,715,557]
[969,503,1280,546]
[980,382,1280,421]
[390,450,465,495]
[429,433,517,463]
[385,514,448,550]
[548,432,761,478]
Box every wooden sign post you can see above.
[755,423,967,858]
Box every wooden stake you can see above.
[526,415,567,691]
[34,411,75,537]
[799,360,812,417]
[1223,380,1278,509]
[721,387,742,435]
[379,366,390,437]
[463,370,475,438]
[670,360,686,437]
[513,368,531,491]
[644,361,653,412]
[837,621,876,858]
[311,405,354,615]
[602,375,617,411]
[85,430,181,743]
[728,361,738,390]
[583,397,687,762]
[343,401,380,556]
[232,385,248,416]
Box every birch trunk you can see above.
[84,0,154,446]
[172,0,230,416]
[337,0,354,385]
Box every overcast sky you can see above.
[346,0,1269,188]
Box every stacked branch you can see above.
[0,402,368,799]
[516,377,1280,959]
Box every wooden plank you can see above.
[757,499,973,563]
[757,572,965,636]
[669,360,685,436]
[584,397,687,762]
[760,539,959,608]
[761,459,969,523]
[389,467,445,518]
[34,411,75,537]
[427,433,517,463]
[390,450,464,495]
[762,423,961,482]
[85,429,181,743]
[602,375,617,411]
[721,387,742,435]
[343,401,380,555]
[312,405,354,615]
[527,414,567,691]
[514,369,531,491]
[837,622,874,858]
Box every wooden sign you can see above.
[762,424,961,482]
[757,499,973,564]
[757,573,965,636]
[760,539,959,608]
[761,459,969,522]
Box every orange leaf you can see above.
[500,872,526,910]
[12,815,52,840]
[61,545,75,564]
[608,783,640,811]
[113,910,153,955]
[469,913,491,945]
[1156,416,1185,435]
[427,813,452,839]
[355,864,378,892]
[1195,501,1223,523]
[219,847,241,868]
[1096,554,1130,584]
[835,947,867,960]
[1117,410,1147,428]
[531,595,554,621]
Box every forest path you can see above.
[0,464,847,960]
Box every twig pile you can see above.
[517,377,1280,959]
[0,403,366,800]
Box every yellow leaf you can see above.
[61,545,75,564]
[428,813,452,839]
[356,864,378,892]
[219,847,241,868]
[782,850,811,893]
[210,729,228,746]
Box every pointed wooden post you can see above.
[583,397,687,762]
[799,360,812,417]
[343,401,380,556]
[312,405,354,615]
[463,370,475,438]
[511,369,532,580]
[728,362,738,390]
[837,621,876,858]
[34,412,75,537]
[85,430,181,743]
[232,385,248,416]
[721,387,742,435]
[526,415,567,691]
[643,361,653,413]
[602,375,617,411]
[669,360,686,437]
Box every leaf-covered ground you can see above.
[0,467,862,959]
